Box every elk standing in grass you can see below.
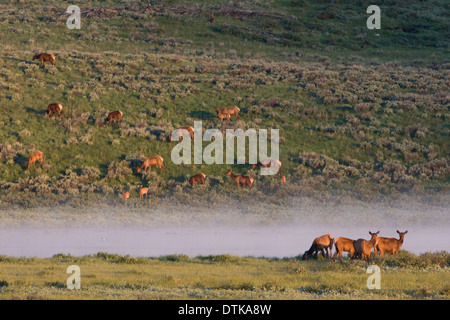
[121,190,130,200]
[33,53,56,67]
[105,110,123,126]
[215,106,240,121]
[189,173,206,186]
[46,103,63,119]
[139,186,149,200]
[169,126,194,142]
[251,159,282,176]
[354,231,380,262]
[225,169,253,188]
[333,237,356,262]
[136,156,165,173]
[26,151,44,170]
[375,230,408,256]
[302,234,334,260]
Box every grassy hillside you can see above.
[0,0,448,211]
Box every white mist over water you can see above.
[0,225,448,258]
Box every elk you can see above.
[105,110,123,126]
[33,53,56,67]
[251,159,282,176]
[208,13,214,24]
[189,173,206,186]
[139,186,149,200]
[302,234,334,260]
[121,190,130,200]
[46,103,63,119]
[333,237,356,262]
[215,106,240,121]
[26,151,44,170]
[136,156,165,173]
[375,230,408,256]
[354,231,380,262]
[169,126,194,142]
[216,110,231,122]
[225,169,253,188]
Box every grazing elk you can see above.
[136,156,165,173]
[302,234,334,260]
[215,106,240,121]
[121,190,130,200]
[139,186,149,200]
[46,103,63,119]
[169,126,194,142]
[375,230,408,256]
[354,231,380,262]
[225,169,253,188]
[251,159,282,176]
[33,53,56,67]
[26,151,44,170]
[105,110,123,126]
[189,173,206,186]
[333,237,356,262]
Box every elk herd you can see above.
[302,230,408,262]
[25,53,286,201]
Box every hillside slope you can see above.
[0,0,448,211]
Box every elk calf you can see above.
[33,53,56,67]
[215,106,240,121]
[251,159,282,176]
[225,169,253,188]
[302,234,334,260]
[47,103,63,119]
[139,187,149,200]
[121,190,130,200]
[105,110,123,126]
[189,173,206,186]
[26,151,44,170]
[169,126,194,142]
[136,156,165,173]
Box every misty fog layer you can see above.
[0,196,448,258]
[0,225,448,258]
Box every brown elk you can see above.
[302,234,334,260]
[46,103,63,119]
[169,126,194,142]
[139,187,149,200]
[26,151,44,170]
[33,53,56,67]
[354,231,380,262]
[189,173,206,186]
[215,106,240,121]
[136,156,165,173]
[333,237,356,262]
[217,110,231,122]
[251,159,282,176]
[225,169,253,188]
[375,230,408,256]
[121,190,130,200]
[105,110,123,126]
